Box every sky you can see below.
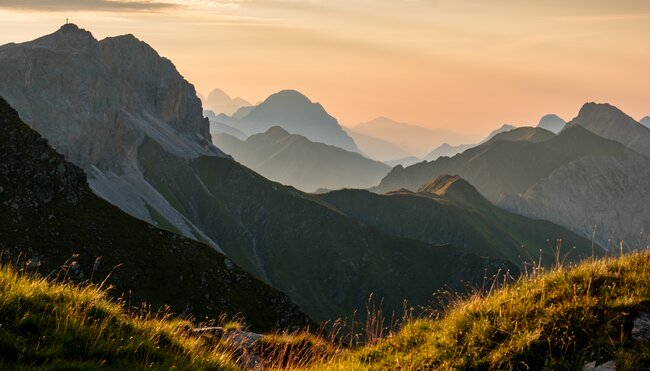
[0,0,649,138]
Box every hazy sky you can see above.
[1,0,649,137]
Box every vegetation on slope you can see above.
[325,251,650,370]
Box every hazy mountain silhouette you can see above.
[320,175,595,266]
[203,88,251,116]
[641,116,650,129]
[537,114,566,134]
[0,97,309,331]
[213,126,391,192]
[424,124,517,161]
[215,90,359,153]
[352,117,470,158]
[342,126,411,162]
[204,110,247,140]
[385,156,422,167]
[0,24,513,322]
[564,102,650,158]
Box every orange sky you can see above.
[1,0,649,138]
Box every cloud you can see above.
[0,0,179,12]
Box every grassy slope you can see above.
[0,265,237,369]
[324,251,650,370]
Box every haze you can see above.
[2,0,649,137]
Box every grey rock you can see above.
[33,174,54,203]
[632,312,650,341]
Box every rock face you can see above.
[0,24,224,247]
[0,97,310,331]
[213,126,391,192]
[565,102,650,158]
[215,90,359,153]
[499,153,650,250]
[537,114,566,134]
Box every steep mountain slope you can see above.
[215,90,359,153]
[565,102,650,158]
[482,126,554,145]
[374,126,591,201]
[0,97,308,331]
[537,113,566,134]
[0,25,506,323]
[424,124,517,161]
[320,175,595,266]
[203,88,250,116]
[640,116,650,128]
[213,127,390,192]
[342,126,411,162]
[0,23,222,247]
[204,110,248,140]
[499,152,650,249]
[353,117,470,158]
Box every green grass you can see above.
[3,250,650,370]
[0,264,239,369]
[319,251,650,370]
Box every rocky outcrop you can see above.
[0,24,224,246]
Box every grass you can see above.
[3,251,650,370]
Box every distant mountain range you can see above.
[351,117,470,158]
[0,24,525,323]
[0,97,308,332]
[424,124,517,161]
[320,175,596,266]
[202,88,251,116]
[213,126,391,192]
[537,114,566,134]
[374,103,650,248]
[214,90,359,153]
[342,127,411,162]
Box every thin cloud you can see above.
[0,0,179,12]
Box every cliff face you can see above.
[0,24,224,244]
[499,153,650,249]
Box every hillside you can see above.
[329,251,650,370]
[423,124,517,161]
[342,127,411,162]
[0,97,309,331]
[213,127,391,192]
[215,90,359,152]
[320,175,596,266]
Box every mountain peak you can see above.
[418,174,485,203]
[34,23,97,51]
[641,116,650,129]
[263,90,313,106]
[537,114,566,134]
[264,125,291,137]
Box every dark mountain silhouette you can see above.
[0,97,309,331]
[213,126,390,192]
[215,90,359,153]
[537,114,566,134]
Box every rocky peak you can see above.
[32,23,98,53]
[537,114,566,134]
[573,102,636,127]
[418,174,484,203]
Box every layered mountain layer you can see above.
[213,126,391,192]
[0,97,308,331]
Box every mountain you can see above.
[0,23,223,248]
[203,88,251,116]
[537,114,566,134]
[424,124,517,161]
[352,117,470,158]
[0,24,508,323]
[212,126,391,192]
[215,90,359,153]
[374,126,570,201]
[342,127,411,162]
[565,102,650,158]
[640,116,650,129]
[320,175,596,265]
[0,97,308,331]
[204,110,247,140]
[385,156,422,167]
